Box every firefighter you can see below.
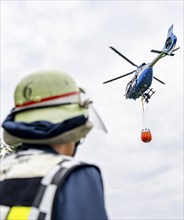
[0,70,108,220]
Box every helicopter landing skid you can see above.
[142,88,155,103]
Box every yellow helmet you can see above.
[3,70,93,145]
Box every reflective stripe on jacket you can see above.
[0,149,99,220]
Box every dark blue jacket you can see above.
[56,164,108,219]
[23,145,108,220]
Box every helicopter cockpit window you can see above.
[125,81,132,94]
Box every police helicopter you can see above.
[103,25,179,103]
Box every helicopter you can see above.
[103,25,180,103]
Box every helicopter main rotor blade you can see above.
[103,70,135,84]
[153,76,166,85]
[110,46,138,68]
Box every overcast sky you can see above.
[1,1,183,219]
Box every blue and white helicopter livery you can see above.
[103,25,179,103]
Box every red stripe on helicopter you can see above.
[16,91,80,108]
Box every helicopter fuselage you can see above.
[125,64,153,100]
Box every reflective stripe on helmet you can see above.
[13,91,80,113]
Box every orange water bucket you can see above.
[141,129,152,143]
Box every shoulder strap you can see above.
[29,159,99,220]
